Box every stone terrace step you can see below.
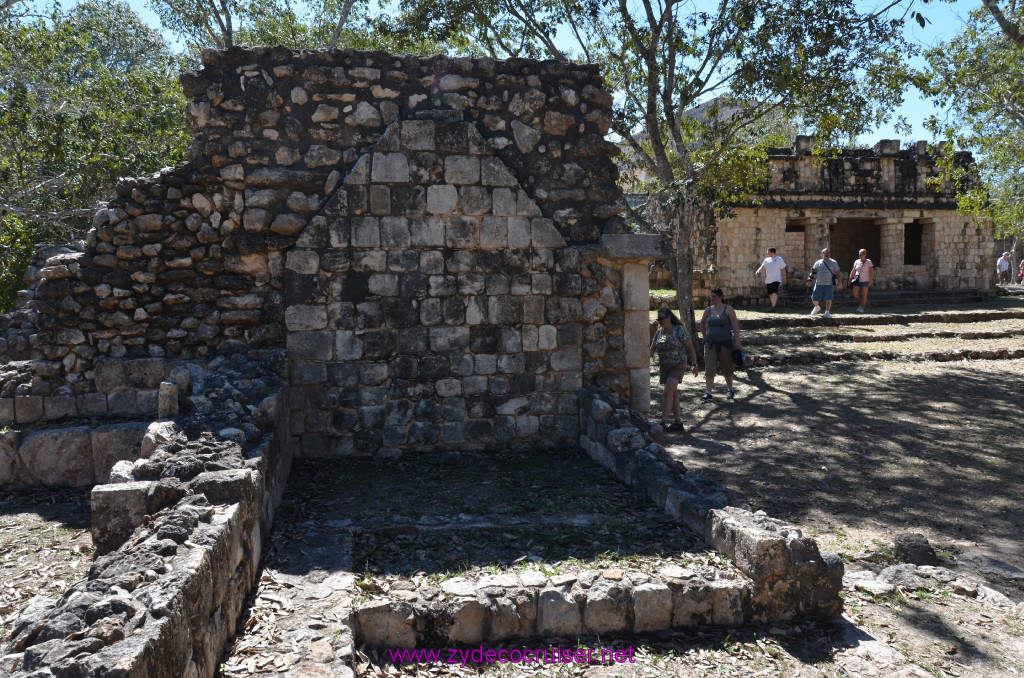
[738,308,1024,331]
[775,289,988,309]
[746,345,1024,368]
[744,327,1024,347]
[998,284,1024,296]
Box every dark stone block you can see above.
[391,185,425,215]
[440,397,465,421]
[442,298,465,324]
[387,400,414,427]
[511,373,536,395]
[465,420,493,444]
[408,421,439,446]
[388,250,419,272]
[338,387,361,408]
[553,273,582,295]
[467,397,495,418]
[382,425,408,446]
[501,249,530,273]
[399,272,429,299]
[436,121,468,153]
[339,271,370,302]
[235,232,266,255]
[389,355,418,379]
[384,298,419,328]
[388,379,413,399]
[413,398,440,422]
[476,250,503,271]
[354,429,381,453]
[495,416,516,444]
[557,323,582,347]
[331,409,359,433]
[418,356,449,380]
[399,327,429,355]
[470,325,499,353]
[284,272,328,305]
[409,152,443,184]
[362,330,396,359]
[357,301,383,329]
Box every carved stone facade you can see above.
[651,137,995,303]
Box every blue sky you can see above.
[44,0,981,145]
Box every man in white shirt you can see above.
[755,247,787,310]
[997,252,1012,284]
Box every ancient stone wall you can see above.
[0,48,647,451]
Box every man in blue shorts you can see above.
[807,247,841,318]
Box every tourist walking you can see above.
[849,249,874,313]
[699,288,741,401]
[650,309,699,431]
[997,252,1012,284]
[807,247,841,318]
[1018,258,1024,283]
[755,247,787,310]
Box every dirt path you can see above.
[658,358,1024,676]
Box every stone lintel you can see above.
[600,234,669,261]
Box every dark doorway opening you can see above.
[830,219,881,272]
[905,221,924,265]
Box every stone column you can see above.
[600,234,670,416]
[878,218,907,287]
[622,262,652,414]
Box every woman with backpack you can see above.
[650,308,699,432]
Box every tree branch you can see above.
[327,0,357,49]
[983,0,1024,48]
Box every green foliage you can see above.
[920,7,1024,238]
[0,214,39,311]
[0,1,189,311]
[150,0,449,56]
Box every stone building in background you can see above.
[650,136,995,303]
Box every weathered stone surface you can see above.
[536,588,581,636]
[17,427,93,487]
[356,600,416,648]
[91,423,148,483]
[632,581,672,632]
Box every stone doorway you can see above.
[830,218,881,274]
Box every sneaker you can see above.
[823,311,832,318]
[726,389,735,400]
[856,306,865,313]
[810,307,821,315]
[701,391,714,401]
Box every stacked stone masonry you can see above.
[0,48,646,446]
[2,352,291,678]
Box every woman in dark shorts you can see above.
[650,309,698,432]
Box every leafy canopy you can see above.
[0,0,189,310]
[921,4,1024,237]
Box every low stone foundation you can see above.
[0,423,147,489]
[579,388,844,621]
[1,351,291,678]
[354,566,752,648]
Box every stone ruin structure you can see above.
[0,48,843,677]
[651,136,995,304]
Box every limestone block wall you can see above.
[284,118,590,455]
[0,48,633,434]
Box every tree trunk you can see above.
[670,193,715,339]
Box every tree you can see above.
[392,0,913,325]
[920,3,1024,252]
[149,0,447,55]
[0,1,189,310]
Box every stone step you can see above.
[745,345,1024,368]
[737,308,1024,331]
[353,566,752,649]
[744,328,1024,347]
